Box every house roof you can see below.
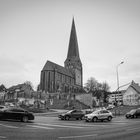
[42,60,74,77]
[130,81,140,94]
[8,84,24,91]
[8,83,33,92]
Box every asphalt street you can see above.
[0,115,140,140]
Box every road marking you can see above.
[126,127,140,132]
[27,125,54,129]
[54,122,106,127]
[35,123,85,129]
[107,122,127,125]
[0,123,18,129]
[58,134,98,139]
[0,136,6,139]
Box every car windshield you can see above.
[129,109,136,114]
[1,108,8,111]
[91,110,100,114]
[66,110,74,114]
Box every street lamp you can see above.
[116,61,124,91]
[116,61,124,105]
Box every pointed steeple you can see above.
[67,18,80,59]
[65,18,83,88]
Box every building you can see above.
[123,81,140,106]
[6,83,34,101]
[0,85,7,102]
[40,18,83,93]
[108,91,125,105]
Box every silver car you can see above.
[84,109,113,122]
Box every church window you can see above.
[42,72,45,90]
[58,73,61,80]
[48,72,50,92]
[60,74,62,82]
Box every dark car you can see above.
[0,107,34,122]
[125,108,140,119]
[58,110,85,120]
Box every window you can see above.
[136,109,140,113]
[101,110,109,114]
[76,110,82,113]
[10,109,25,113]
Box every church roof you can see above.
[42,60,73,77]
[67,18,80,59]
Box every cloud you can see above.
[0,56,25,73]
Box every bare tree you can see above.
[84,77,99,92]
[101,81,110,92]
[84,77,110,102]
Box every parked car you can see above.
[5,102,15,107]
[58,110,85,120]
[84,109,113,122]
[106,104,115,110]
[125,108,140,119]
[0,107,34,122]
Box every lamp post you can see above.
[116,61,124,105]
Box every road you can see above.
[0,115,140,140]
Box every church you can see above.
[40,18,83,94]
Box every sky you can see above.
[0,0,140,91]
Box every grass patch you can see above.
[111,105,140,116]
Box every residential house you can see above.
[6,83,34,101]
[123,81,140,106]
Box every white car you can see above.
[84,109,113,122]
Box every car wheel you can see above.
[22,116,28,123]
[133,115,137,118]
[126,116,129,119]
[92,117,98,122]
[108,116,112,121]
[80,116,84,120]
[60,118,64,120]
[65,116,70,120]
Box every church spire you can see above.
[67,18,80,59]
[65,18,83,88]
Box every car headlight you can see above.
[86,115,92,119]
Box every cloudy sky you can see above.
[0,0,140,91]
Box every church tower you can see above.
[64,18,83,88]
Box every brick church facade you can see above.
[40,19,83,93]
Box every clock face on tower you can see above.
[75,69,81,86]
